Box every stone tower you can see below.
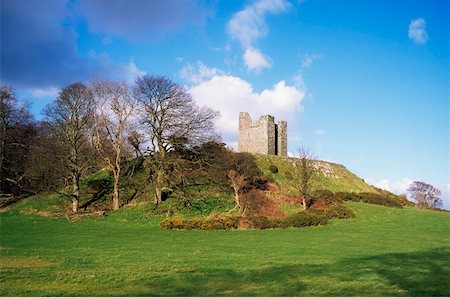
[238,112,287,157]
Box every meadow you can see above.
[1,202,449,296]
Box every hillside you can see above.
[5,151,406,221]
[254,154,379,195]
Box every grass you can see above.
[255,155,378,195]
[1,202,449,296]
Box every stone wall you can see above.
[238,112,287,157]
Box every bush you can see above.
[279,212,328,228]
[269,165,279,174]
[309,204,355,219]
[239,215,272,229]
[313,189,341,202]
[335,192,403,208]
[160,213,238,230]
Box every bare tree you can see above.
[92,80,135,210]
[133,75,219,205]
[44,83,95,212]
[407,181,442,208]
[294,147,316,210]
[0,86,35,195]
[227,169,248,212]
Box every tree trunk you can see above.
[302,196,307,210]
[72,174,80,213]
[0,124,6,193]
[112,174,120,210]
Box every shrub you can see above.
[269,165,279,174]
[279,212,328,228]
[238,215,272,229]
[309,204,355,219]
[313,189,341,202]
[334,192,403,208]
[160,213,238,230]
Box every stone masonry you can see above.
[238,112,287,157]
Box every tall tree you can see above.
[407,181,442,208]
[44,83,95,212]
[0,86,35,195]
[92,80,135,210]
[133,75,219,205]
[295,148,317,210]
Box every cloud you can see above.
[0,0,119,89]
[30,87,60,98]
[227,0,290,72]
[408,18,428,44]
[301,53,323,69]
[78,0,211,42]
[124,59,147,84]
[243,48,272,72]
[189,73,305,144]
[371,178,413,195]
[315,129,325,136]
[180,61,224,84]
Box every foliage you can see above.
[335,192,404,208]
[275,212,328,228]
[407,180,443,208]
[160,213,238,230]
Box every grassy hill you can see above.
[7,153,398,218]
[254,154,379,195]
[1,202,449,296]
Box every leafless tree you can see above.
[133,75,219,205]
[407,181,442,208]
[227,169,248,212]
[91,80,135,210]
[0,86,35,195]
[44,83,95,212]
[294,147,317,210]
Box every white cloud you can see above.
[124,59,146,84]
[301,53,323,69]
[180,61,224,84]
[31,87,59,98]
[315,129,325,136]
[371,178,413,195]
[175,57,184,63]
[189,74,305,143]
[243,48,272,72]
[408,18,428,44]
[227,0,290,72]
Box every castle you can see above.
[238,112,287,157]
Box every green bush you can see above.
[160,213,238,230]
[335,192,403,208]
[280,212,328,227]
[269,165,279,174]
[309,204,355,219]
[313,189,342,203]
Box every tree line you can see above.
[0,76,219,212]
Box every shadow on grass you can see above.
[37,247,450,296]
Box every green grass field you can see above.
[1,202,449,296]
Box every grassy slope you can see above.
[255,155,378,195]
[1,202,449,296]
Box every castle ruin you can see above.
[238,112,287,157]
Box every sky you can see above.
[1,0,449,208]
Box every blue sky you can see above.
[1,0,449,208]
